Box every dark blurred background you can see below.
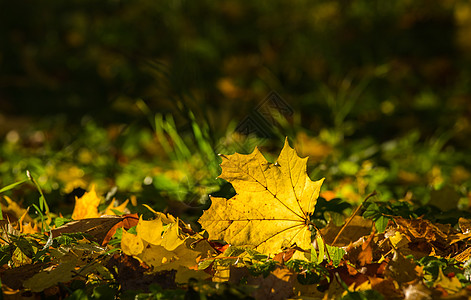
[1,0,471,220]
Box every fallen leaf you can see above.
[11,247,32,267]
[357,233,374,266]
[369,277,404,299]
[2,196,33,224]
[394,217,455,256]
[120,214,216,283]
[354,279,373,292]
[323,276,349,300]
[321,216,373,247]
[18,207,36,234]
[386,250,421,284]
[199,138,324,258]
[71,185,100,220]
[51,214,138,245]
[388,230,410,250]
[139,238,200,270]
[433,268,462,295]
[104,198,129,216]
[21,223,38,235]
[102,213,139,245]
[459,217,471,234]
[23,251,102,293]
[23,257,79,292]
[105,254,177,292]
[452,246,471,262]
[249,266,296,300]
[121,230,145,256]
[160,221,185,251]
[334,263,369,289]
[136,216,164,245]
[137,238,212,284]
[273,248,296,264]
[0,262,47,290]
[174,265,210,283]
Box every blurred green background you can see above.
[1,0,471,223]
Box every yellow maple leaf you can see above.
[136,216,164,245]
[121,230,145,256]
[21,223,38,235]
[104,198,129,215]
[120,213,215,282]
[138,235,214,283]
[160,221,185,251]
[139,239,200,271]
[2,196,33,223]
[71,185,100,220]
[198,138,324,258]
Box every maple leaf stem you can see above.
[331,191,377,246]
[306,221,333,263]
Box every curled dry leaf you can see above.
[51,213,139,245]
[393,216,466,257]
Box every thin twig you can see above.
[331,191,377,246]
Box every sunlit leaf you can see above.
[199,138,324,258]
[71,185,100,220]
[121,230,144,256]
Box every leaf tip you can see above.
[283,136,291,148]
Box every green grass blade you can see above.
[154,114,177,161]
[32,204,50,233]
[0,178,29,221]
[0,179,28,194]
[164,115,191,160]
[26,171,49,215]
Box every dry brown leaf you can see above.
[386,250,421,284]
[357,233,374,266]
[51,214,139,245]
[369,277,404,299]
[392,216,470,258]
[249,266,296,300]
[459,217,471,234]
[323,276,349,300]
[0,262,48,290]
[451,246,471,262]
[102,213,139,245]
[321,216,373,247]
[105,254,178,292]
[273,248,296,264]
